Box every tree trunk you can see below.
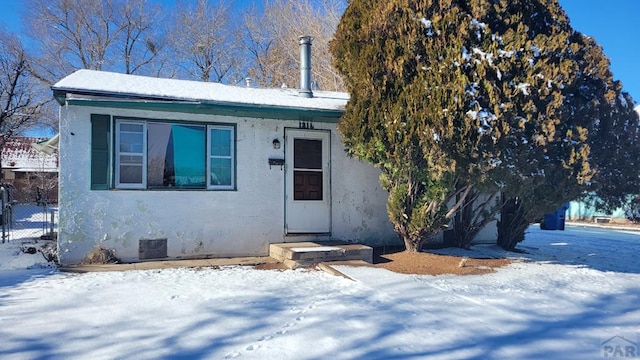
[403,236,422,252]
[395,223,424,252]
[453,189,475,249]
[497,197,528,250]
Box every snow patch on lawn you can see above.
[0,225,639,359]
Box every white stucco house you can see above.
[51,67,404,265]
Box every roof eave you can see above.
[57,92,345,123]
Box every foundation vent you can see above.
[139,238,168,260]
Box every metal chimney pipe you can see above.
[298,35,313,98]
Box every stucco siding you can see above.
[57,104,397,265]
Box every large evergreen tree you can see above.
[331,0,639,251]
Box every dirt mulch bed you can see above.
[374,250,512,276]
[252,246,513,275]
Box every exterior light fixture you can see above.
[272,139,281,149]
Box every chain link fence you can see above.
[0,182,58,244]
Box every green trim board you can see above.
[113,115,228,128]
[61,97,343,123]
[90,114,111,190]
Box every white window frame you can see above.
[115,120,147,189]
[114,120,235,191]
[207,125,235,190]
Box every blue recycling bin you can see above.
[541,203,568,231]
[542,213,558,230]
[556,206,566,230]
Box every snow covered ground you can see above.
[2,204,58,242]
[0,225,638,359]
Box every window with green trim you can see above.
[208,126,234,189]
[115,119,235,190]
[116,121,146,189]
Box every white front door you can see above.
[285,128,331,234]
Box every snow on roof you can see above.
[52,69,349,111]
[2,137,58,171]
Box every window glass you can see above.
[117,122,144,187]
[210,158,232,186]
[148,123,205,189]
[119,164,143,184]
[115,119,234,190]
[119,133,143,153]
[173,125,206,188]
[209,127,234,188]
[120,123,143,132]
[210,128,231,156]
[294,139,322,169]
[147,123,172,187]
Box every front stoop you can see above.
[269,241,373,269]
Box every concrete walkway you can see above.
[59,256,280,273]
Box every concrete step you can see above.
[269,241,373,269]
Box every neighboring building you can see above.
[52,67,404,265]
[566,200,627,222]
[1,137,59,204]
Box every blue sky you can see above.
[0,0,638,103]
[558,0,640,104]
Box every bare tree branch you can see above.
[24,0,168,82]
[115,0,166,75]
[167,0,241,83]
[0,31,49,169]
[242,0,346,91]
